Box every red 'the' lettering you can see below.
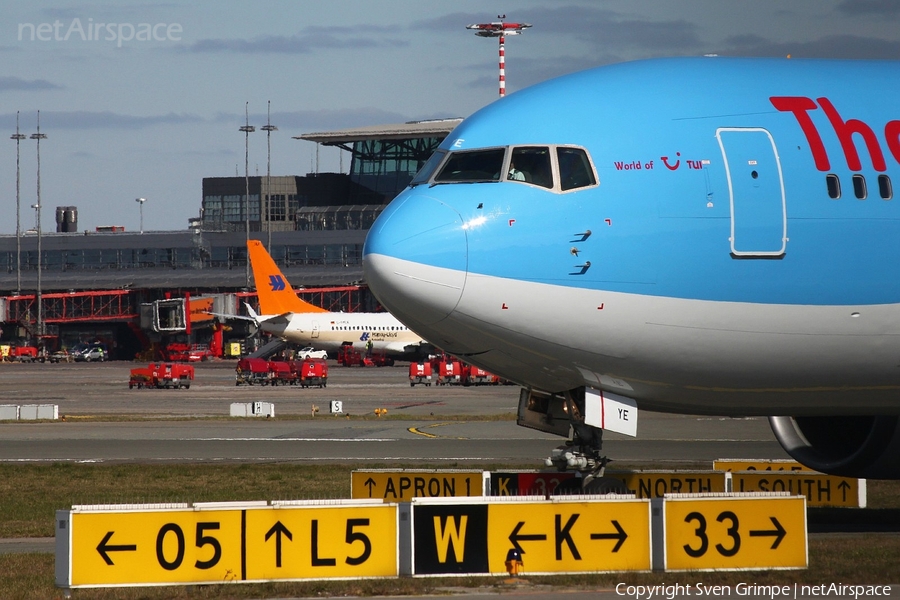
[770,96,830,171]
[772,96,900,172]
[817,97,887,172]
[886,120,900,166]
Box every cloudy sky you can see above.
[2,0,899,233]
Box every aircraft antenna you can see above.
[466,15,531,98]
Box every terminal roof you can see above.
[295,118,463,144]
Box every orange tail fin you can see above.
[247,240,327,314]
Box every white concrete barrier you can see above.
[230,402,275,417]
[10,404,58,420]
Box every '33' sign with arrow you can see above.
[664,495,807,571]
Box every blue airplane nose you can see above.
[364,193,467,326]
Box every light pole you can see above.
[135,197,146,233]
[11,112,26,295]
[239,103,255,288]
[30,111,46,341]
[260,101,277,252]
[466,16,532,98]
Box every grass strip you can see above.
[2,464,899,538]
[0,463,354,538]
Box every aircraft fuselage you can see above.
[363,57,900,417]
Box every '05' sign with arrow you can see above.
[57,501,397,588]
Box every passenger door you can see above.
[716,128,787,257]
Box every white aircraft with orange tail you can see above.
[240,240,431,359]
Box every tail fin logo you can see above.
[269,275,286,292]
[249,240,327,314]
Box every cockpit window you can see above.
[434,148,505,183]
[410,150,447,187]
[509,147,553,188]
[558,147,597,191]
[419,144,598,192]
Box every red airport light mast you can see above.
[466,15,531,98]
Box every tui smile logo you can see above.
[269,275,286,291]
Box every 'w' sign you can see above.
[269,275,286,291]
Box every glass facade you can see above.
[266,194,294,221]
[1,243,364,273]
[349,137,443,202]
[294,206,382,232]
[200,129,447,234]
[272,243,363,267]
[1,247,201,272]
[202,193,261,230]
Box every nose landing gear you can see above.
[519,386,628,494]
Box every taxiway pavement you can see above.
[0,361,787,467]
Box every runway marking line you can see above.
[408,422,469,440]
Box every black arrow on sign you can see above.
[590,519,628,553]
[265,521,293,568]
[749,517,787,549]
[96,531,137,566]
[364,477,377,497]
[509,521,547,554]
[838,480,851,502]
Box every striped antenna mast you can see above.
[466,15,531,98]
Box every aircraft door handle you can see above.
[571,230,592,242]
[571,261,591,275]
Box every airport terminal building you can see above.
[0,119,460,358]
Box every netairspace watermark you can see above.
[18,18,182,48]
[615,582,893,600]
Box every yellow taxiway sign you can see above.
[411,497,651,575]
[487,499,652,574]
[729,471,864,508]
[713,459,813,472]
[664,495,807,571]
[58,501,397,588]
[351,470,483,501]
[606,470,727,497]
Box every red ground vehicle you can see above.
[7,345,40,363]
[428,354,444,375]
[409,361,433,386]
[167,343,214,362]
[337,345,392,367]
[338,346,369,367]
[235,357,270,385]
[336,345,355,366]
[437,358,463,385]
[129,366,154,388]
[369,351,394,367]
[299,358,328,388]
[465,365,500,386]
[267,360,296,385]
[129,363,194,389]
